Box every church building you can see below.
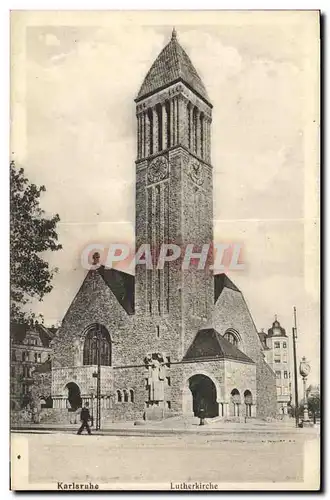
[47,29,277,423]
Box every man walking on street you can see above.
[77,403,92,435]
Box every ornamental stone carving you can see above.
[147,156,169,184]
[189,160,204,186]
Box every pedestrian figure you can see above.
[77,403,92,435]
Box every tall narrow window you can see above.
[83,324,112,366]
[187,102,192,149]
[129,389,134,403]
[148,108,153,155]
[200,113,204,158]
[193,107,198,154]
[156,104,162,151]
[166,101,171,148]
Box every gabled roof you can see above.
[10,322,54,347]
[183,327,254,364]
[136,29,211,105]
[214,273,240,303]
[97,266,135,315]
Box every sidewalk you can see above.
[11,416,319,437]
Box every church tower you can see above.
[135,29,214,355]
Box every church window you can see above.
[129,389,134,403]
[167,401,171,409]
[284,371,288,379]
[116,390,122,403]
[147,108,153,155]
[274,341,280,348]
[283,342,287,348]
[123,390,129,403]
[156,104,162,151]
[11,350,16,362]
[200,113,204,158]
[156,325,160,338]
[224,329,240,346]
[275,371,281,379]
[193,107,198,154]
[166,101,171,148]
[83,324,112,366]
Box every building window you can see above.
[129,389,134,403]
[123,390,129,403]
[275,371,281,379]
[83,324,112,366]
[283,342,287,348]
[283,387,288,395]
[283,354,287,363]
[224,329,240,346]
[274,341,280,348]
[276,387,281,396]
[274,355,281,363]
[116,390,122,403]
[11,350,16,362]
[34,353,38,363]
[166,377,171,386]
[167,401,171,410]
[38,353,41,363]
[284,371,288,379]
[156,326,160,338]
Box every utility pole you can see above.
[292,306,299,428]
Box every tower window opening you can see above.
[166,101,171,148]
[148,108,153,155]
[187,102,192,150]
[156,325,160,338]
[200,113,204,159]
[156,104,162,151]
[193,107,198,154]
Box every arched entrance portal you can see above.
[188,374,218,418]
[65,382,82,411]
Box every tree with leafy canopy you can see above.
[10,161,62,324]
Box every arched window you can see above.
[116,390,122,403]
[147,108,153,155]
[231,388,241,417]
[165,101,171,148]
[123,389,129,403]
[187,102,192,149]
[200,113,204,158]
[193,107,198,154]
[224,329,240,347]
[83,324,112,366]
[129,389,134,403]
[244,390,253,417]
[156,104,162,151]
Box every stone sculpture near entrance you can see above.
[144,353,166,404]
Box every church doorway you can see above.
[188,374,218,418]
[65,382,82,411]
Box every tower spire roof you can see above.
[136,29,211,105]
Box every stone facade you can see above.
[36,29,277,425]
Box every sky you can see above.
[11,11,320,384]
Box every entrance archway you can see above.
[65,382,82,411]
[188,374,218,418]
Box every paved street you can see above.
[12,429,319,489]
